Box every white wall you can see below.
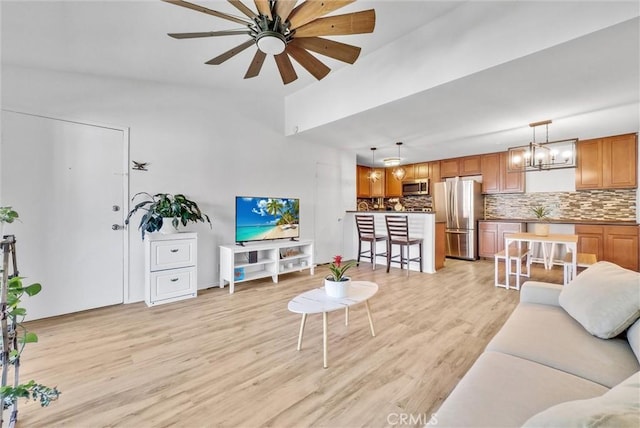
[1,65,356,303]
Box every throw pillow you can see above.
[559,261,640,339]
[522,371,640,428]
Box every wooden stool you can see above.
[385,215,423,276]
[495,246,531,290]
[563,253,597,285]
[355,215,387,270]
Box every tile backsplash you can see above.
[485,189,637,221]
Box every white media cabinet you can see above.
[219,239,314,294]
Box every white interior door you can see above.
[1,111,127,320]
[314,162,344,264]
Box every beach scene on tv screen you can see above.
[236,197,299,242]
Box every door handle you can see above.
[112,224,123,230]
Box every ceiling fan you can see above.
[163,0,376,84]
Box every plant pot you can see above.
[533,223,549,236]
[324,278,350,298]
[159,217,179,234]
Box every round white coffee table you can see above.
[287,280,378,368]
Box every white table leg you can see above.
[345,307,349,326]
[365,300,376,337]
[549,243,557,269]
[541,243,549,269]
[297,313,307,351]
[571,244,577,281]
[323,312,328,369]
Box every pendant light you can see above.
[392,142,406,181]
[368,147,381,182]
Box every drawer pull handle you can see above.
[170,249,179,253]
[170,278,179,282]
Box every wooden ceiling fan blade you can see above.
[168,30,251,39]
[227,0,257,18]
[205,39,255,65]
[286,45,330,81]
[288,0,355,30]
[274,0,297,22]
[289,37,360,64]
[254,0,272,19]
[163,0,251,26]
[244,49,267,79]
[274,53,298,85]
[294,9,375,38]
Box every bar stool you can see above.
[355,215,387,270]
[385,215,423,275]
[494,244,531,290]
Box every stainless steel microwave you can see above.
[402,179,430,196]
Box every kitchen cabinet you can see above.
[576,224,639,271]
[357,165,371,198]
[481,152,525,194]
[575,133,637,190]
[385,168,403,197]
[440,155,482,178]
[479,221,527,258]
[370,168,386,197]
[429,161,441,183]
[414,163,429,179]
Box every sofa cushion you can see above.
[559,261,640,339]
[522,371,640,428]
[432,351,608,428]
[628,318,640,364]
[486,302,639,388]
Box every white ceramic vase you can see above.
[159,217,179,234]
[533,223,549,236]
[324,278,350,298]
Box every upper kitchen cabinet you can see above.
[576,133,637,190]
[357,165,372,198]
[414,163,429,179]
[481,152,525,194]
[385,168,403,197]
[440,155,482,178]
[357,165,386,198]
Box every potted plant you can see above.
[531,205,551,236]
[324,255,356,298]
[125,193,212,239]
[0,206,19,238]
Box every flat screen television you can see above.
[235,196,299,244]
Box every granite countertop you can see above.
[480,218,638,226]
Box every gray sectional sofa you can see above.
[433,262,640,427]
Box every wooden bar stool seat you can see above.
[385,215,423,276]
[563,252,597,285]
[355,215,387,270]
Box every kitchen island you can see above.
[344,211,444,273]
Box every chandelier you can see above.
[388,142,406,181]
[507,120,578,172]
[368,147,381,182]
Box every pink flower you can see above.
[333,255,343,267]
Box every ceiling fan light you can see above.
[256,31,286,55]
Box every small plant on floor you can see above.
[0,275,60,426]
[326,255,356,282]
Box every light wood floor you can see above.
[18,259,564,427]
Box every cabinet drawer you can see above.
[149,266,197,303]
[150,238,197,271]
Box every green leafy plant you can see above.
[531,205,551,221]
[0,275,60,416]
[0,207,19,225]
[326,255,356,282]
[125,193,212,239]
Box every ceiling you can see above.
[2,1,639,166]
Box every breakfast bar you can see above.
[343,211,441,273]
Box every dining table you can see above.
[504,232,579,287]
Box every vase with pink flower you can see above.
[324,255,356,298]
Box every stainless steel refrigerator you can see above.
[433,179,483,260]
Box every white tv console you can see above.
[219,239,314,294]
